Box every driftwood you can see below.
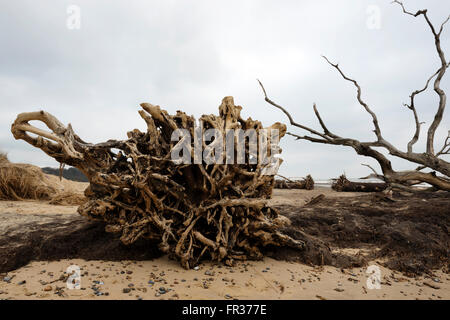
[275,175,314,190]
[11,96,306,268]
[332,175,387,193]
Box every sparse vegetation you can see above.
[0,154,56,201]
[48,191,87,206]
[0,151,8,163]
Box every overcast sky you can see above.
[1,0,449,179]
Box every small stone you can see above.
[334,288,344,292]
[194,266,200,271]
[43,285,52,292]
[3,276,12,283]
[122,288,131,294]
[423,282,440,290]
[225,294,232,299]
[17,280,26,285]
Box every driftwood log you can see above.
[332,175,387,192]
[11,97,306,268]
[274,175,314,190]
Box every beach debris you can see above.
[274,174,315,190]
[332,175,387,192]
[304,194,325,206]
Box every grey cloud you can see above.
[0,0,449,178]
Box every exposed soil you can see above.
[272,191,449,276]
[0,213,161,273]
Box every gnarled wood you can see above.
[332,175,387,193]
[275,175,314,190]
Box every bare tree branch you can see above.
[393,0,449,155]
[404,68,440,153]
[312,103,339,138]
[257,79,332,142]
[361,163,384,180]
[322,56,383,141]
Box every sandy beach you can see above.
[1,256,448,300]
[0,182,448,300]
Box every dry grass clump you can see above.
[48,191,87,206]
[0,154,56,201]
[0,152,8,164]
[0,151,88,203]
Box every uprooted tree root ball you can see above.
[11,97,312,268]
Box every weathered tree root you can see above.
[275,175,314,190]
[11,97,305,268]
[332,174,387,192]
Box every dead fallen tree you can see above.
[258,1,450,191]
[332,175,387,193]
[11,96,310,269]
[274,174,314,190]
